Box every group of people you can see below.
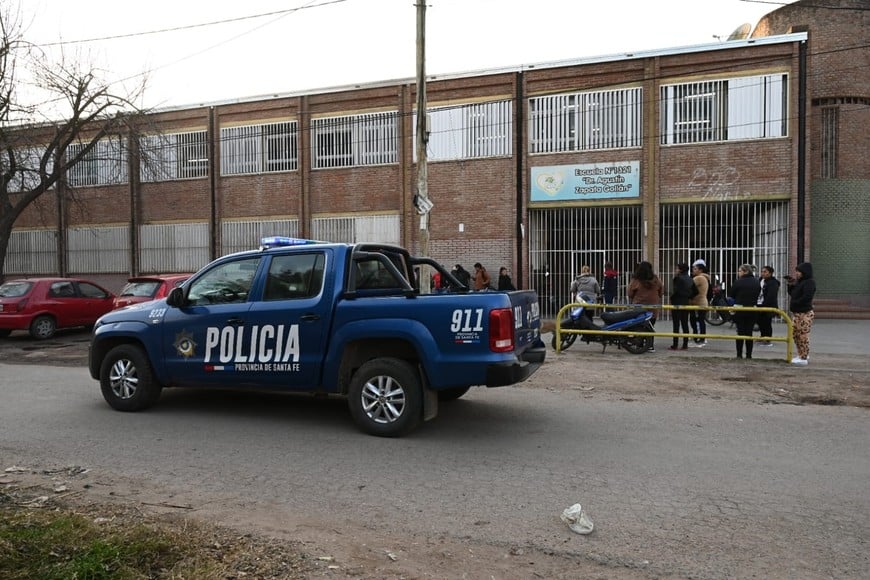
[567,259,816,364]
[442,263,516,292]
[668,259,713,351]
[725,261,815,364]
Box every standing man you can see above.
[728,264,761,359]
[757,265,780,346]
[602,262,619,306]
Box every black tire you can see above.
[706,308,725,326]
[0,329,11,338]
[29,315,56,339]
[622,334,649,354]
[99,344,163,412]
[438,386,471,401]
[348,357,422,437]
[551,332,577,351]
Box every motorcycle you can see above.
[552,295,655,354]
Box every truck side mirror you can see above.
[166,287,185,307]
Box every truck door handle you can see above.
[300,314,320,322]
[226,317,244,325]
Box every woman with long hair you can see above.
[627,261,663,352]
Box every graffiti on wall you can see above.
[690,166,751,200]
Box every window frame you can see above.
[311,111,398,169]
[220,121,298,176]
[139,130,209,183]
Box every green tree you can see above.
[0,3,145,278]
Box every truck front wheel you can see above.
[99,344,163,412]
[348,358,422,437]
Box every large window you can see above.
[140,131,208,182]
[414,100,513,161]
[660,74,787,145]
[67,138,128,187]
[221,121,298,175]
[311,112,397,169]
[529,87,642,153]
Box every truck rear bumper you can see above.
[485,342,546,387]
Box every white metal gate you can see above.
[529,205,644,316]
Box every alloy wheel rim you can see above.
[361,375,406,424]
[109,359,138,399]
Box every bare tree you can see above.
[0,3,146,278]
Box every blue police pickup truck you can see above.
[89,238,545,436]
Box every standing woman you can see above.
[728,264,761,359]
[669,263,694,350]
[757,265,780,346]
[689,262,710,346]
[786,262,816,365]
[627,261,663,352]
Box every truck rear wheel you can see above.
[348,357,422,437]
[99,344,163,412]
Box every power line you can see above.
[37,0,348,47]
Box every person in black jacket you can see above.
[756,265,781,346]
[497,267,516,291]
[669,263,694,350]
[728,264,761,359]
[786,262,816,365]
[451,264,472,289]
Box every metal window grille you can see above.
[312,112,398,169]
[529,87,642,154]
[66,226,130,273]
[140,131,208,182]
[67,138,128,187]
[311,214,400,244]
[5,147,53,192]
[659,201,789,319]
[139,223,210,273]
[661,74,787,144]
[414,100,513,161]
[220,122,298,176]
[221,219,300,254]
[4,229,58,274]
[821,107,838,178]
[528,205,644,315]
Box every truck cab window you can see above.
[187,257,261,305]
[264,253,325,300]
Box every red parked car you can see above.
[112,274,191,310]
[0,277,116,339]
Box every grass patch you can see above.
[0,478,319,578]
[0,506,216,579]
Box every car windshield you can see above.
[0,281,33,297]
[119,281,161,298]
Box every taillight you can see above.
[489,308,515,352]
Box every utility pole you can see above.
[414,1,432,290]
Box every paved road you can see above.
[2,360,868,578]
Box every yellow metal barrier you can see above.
[552,301,794,361]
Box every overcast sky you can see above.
[20,0,797,110]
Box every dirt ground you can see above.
[2,327,869,578]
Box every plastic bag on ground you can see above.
[561,503,594,535]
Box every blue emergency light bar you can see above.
[259,236,320,249]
